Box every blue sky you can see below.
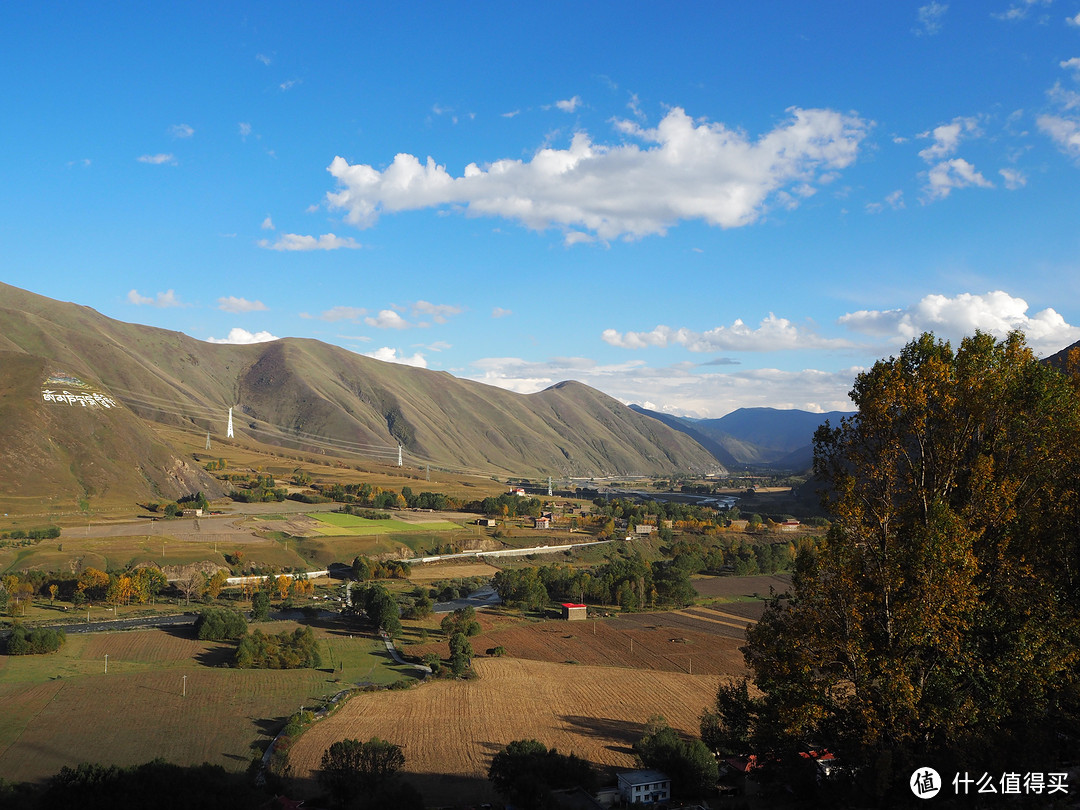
[3,1,1080,417]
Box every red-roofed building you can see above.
[561,603,587,621]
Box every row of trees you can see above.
[5,625,65,655]
[235,626,321,669]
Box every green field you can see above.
[0,620,420,784]
[308,512,463,535]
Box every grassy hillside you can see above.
[0,283,720,513]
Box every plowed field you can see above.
[288,657,720,805]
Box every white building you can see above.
[617,769,671,804]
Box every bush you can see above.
[193,608,248,641]
[234,627,321,669]
[6,625,65,655]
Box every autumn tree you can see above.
[176,569,205,606]
[743,332,1080,799]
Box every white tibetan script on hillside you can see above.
[41,373,118,409]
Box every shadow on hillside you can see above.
[195,643,236,668]
[559,715,644,755]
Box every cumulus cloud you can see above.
[325,106,869,243]
[169,123,194,138]
[467,355,858,417]
[866,189,905,213]
[365,310,410,329]
[1069,12,1080,26]
[838,291,1080,355]
[999,167,1027,189]
[205,328,280,345]
[917,116,980,162]
[258,233,361,251]
[128,289,184,307]
[922,158,993,200]
[261,216,275,230]
[555,95,582,112]
[137,153,176,165]
[1039,66,1080,161]
[915,2,949,35]
[364,347,427,367]
[217,296,267,313]
[602,314,853,353]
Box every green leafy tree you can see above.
[448,631,473,677]
[488,739,596,810]
[194,607,248,641]
[318,737,407,807]
[634,716,718,799]
[250,590,271,621]
[744,332,1080,799]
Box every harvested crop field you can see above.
[406,561,501,582]
[409,610,751,676]
[288,657,720,805]
[691,573,791,604]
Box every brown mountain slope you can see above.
[0,283,720,491]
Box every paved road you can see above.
[379,631,432,675]
[433,584,502,614]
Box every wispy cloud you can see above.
[261,216,275,230]
[307,305,367,322]
[412,300,462,324]
[239,122,252,139]
[255,53,272,66]
[205,328,279,345]
[915,3,948,36]
[279,78,301,92]
[993,0,1051,22]
[217,296,268,313]
[326,106,869,243]
[258,233,361,251]
[555,95,582,112]
[602,314,852,352]
[128,289,184,307]
[492,307,512,318]
[838,291,1080,355]
[169,123,194,138]
[137,153,176,165]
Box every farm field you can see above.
[0,620,416,784]
[308,512,463,535]
[409,609,751,676]
[287,656,721,806]
[691,573,791,603]
[406,560,502,582]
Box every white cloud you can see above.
[915,2,949,35]
[364,347,427,367]
[922,158,993,200]
[555,96,582,112]
[261,216,275,230]
[999,167,1027,189]
[280,79,301,92]
[866,189,905,213]
[326,106,869,243]
[1061,57,1080,75]
[838,291,1080,355]
[492,307,512,318]
[602,313,852,353]
[256,53,272,65]
[239,122,252,139]
[502,110,521,118]
[206,328,280,345]
[1069,12,1080,26]
[467,355,859,418]
[1038,115,1080,158]
[412,300,462,323]
[258,233,361,251]
[993,0,1051,22]
[217,296,268,313]
[917,116,980,162]
[137,153,176,165]
[169,124,194,139]
[315,306,367,322]
[365,310,410,329]
[127,289,184,307]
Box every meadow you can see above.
[0,619,419,784]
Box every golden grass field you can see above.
[287,656,722,805]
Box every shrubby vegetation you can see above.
[488,739,595,810]
[318,737,422,809]
[193,607,247,641]
[634,716,718,799]
[234,626,321,669]
[5,625,65,655]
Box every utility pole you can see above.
[182,675,187,697]
[397,445,403,467]
[104,654,108,674]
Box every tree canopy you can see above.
[318,737,420,809]
[743,332,1080,799]
[487,738,596,810]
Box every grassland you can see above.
[0,620,419,785]
[308,512,462,535]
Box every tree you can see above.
[634,716,718,798]
[743,332,1080,799]
[700,677,758,754]
[318,737,406,807]
[250,590,271,621]
[448,632,472,677]
[488,739,595,810]
[176,569,205,606]
[194,607,248,641]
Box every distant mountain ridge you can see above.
[0,283,721,507]
[631,404,856,472]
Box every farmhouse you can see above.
[534,516,551,529]
[634,524,656,535]
[780,519,801,532]
[617,769,671,804]
[561,602,587,621]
